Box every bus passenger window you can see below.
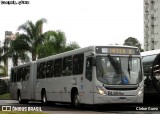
[54,58,62,77]
[46,60,54,78]
[86,57,92,81]
[21,68,25,81]
[42,62,46,79]
[17,69,22,82]
[13,69,17,82]
[11,69,14,82]
[37,63,46,79]
[25,66,30,80]
[63,56,72,76]
[73,54,84,75]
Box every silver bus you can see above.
[10,45,144,107]
[141,49,160,95]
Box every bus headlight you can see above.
[96,86,106,95]
[137,88,143,96]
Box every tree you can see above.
[64,41,80,52]
[8,36,30,66]
[17,18,47,61]
[37,30,80,59]
[123,37,144,52]
[0,65,7,77]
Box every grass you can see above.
[0,93,10,100]
[0,112,48,114]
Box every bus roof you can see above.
[11,45,139,68]
[141,49,160,57]
[36,45,139,62]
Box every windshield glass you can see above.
[96,56,142,85]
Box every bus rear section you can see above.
[10,62,35,103]
[91,46,144,104]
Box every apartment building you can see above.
[144,0,160,51]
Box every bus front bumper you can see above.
[94,93,143,104]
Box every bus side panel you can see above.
[61,76,81,103]
[44,77,62,102]
[34,63,41,101]
[21,64,34,100]
[10,82,17,100]
[45,78,54,101]
[51,77,62,102]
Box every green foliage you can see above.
[7,18,80,65]
[17,18,47,61]
[0,65,6,76]
[8,36,30,66]
[0,93,10,99]
[37,30,80,59]
[64,41,80,52]
[123,37,144,52]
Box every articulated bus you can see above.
[141,49,160,96]
[10,45,143,107]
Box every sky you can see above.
[0,0,144,48]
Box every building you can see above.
[144,0,160,51]
[3,31,17,76]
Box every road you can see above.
[0,100,160,114]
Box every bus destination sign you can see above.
[96,46,140,55]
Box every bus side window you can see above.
[46,60,54,78]
[13,69,17,82]
[86,57,92,81]
[25,66,30,80]
[17,68,21,82]
[73,54,84,75]
[54,58,62,77]
[11,69,14,82]
[63,56,72,76]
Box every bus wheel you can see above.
[41,91,47,105]
[73,93,80,108]
[18,92,28,104]
[18,93,22,104]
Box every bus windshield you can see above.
[96,56,142,85]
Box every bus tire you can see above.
[18,92,28,104]
[18,92,22,104]
[41,91,47,105]
[73,93,81,108]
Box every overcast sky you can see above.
[0,0,143,48]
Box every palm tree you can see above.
[17,18,47,61]
[64,41,80,52]
[37,30,80,59]
[37,30,66,58]
[8,36,30,66]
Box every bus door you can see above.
[83,54,94,104]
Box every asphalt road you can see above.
[0,100,160,114]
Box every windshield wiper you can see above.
[128,55,132,77]
[108,55,121,74]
